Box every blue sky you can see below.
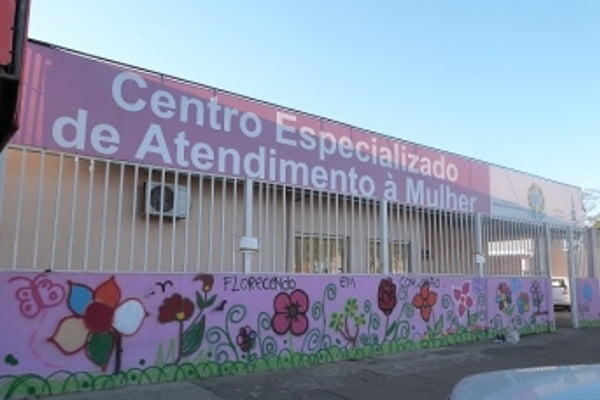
[28,1,599,189]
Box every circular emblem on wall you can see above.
[527,184,545,214]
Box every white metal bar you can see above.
[50,154,65,269]
[403,204,409,273]
[299,187,305,273]
[67,156,80,271]
[270,183,275,272]
[256,182,263,271]
[98,160,111,271]
[11,148,27,270]
[208,176,215,271]
[32,150,46,269]
[415,206,422,274]
[281,185,288,273]
[170,170,179,273]
[454,211,459,274]
[289,187,296,273]
[183,172,194,272]
[128,164,139,271]
[567,227,580,328]
[156,168,166,272]
[143,166,153,273]
[462,212,468,274]
[242,178,253,273]
[442,209,447,274]
[195,173,204,271]
[183,172,191,272]
[309,190,315,273]
[219,176,226,272]
[83,159,95,270]
[231,178,238,271]
[475,212,483,276]
[380,199,389,275]
[114,163,125,271]
[335,192,340,273]
[318,191,324,273]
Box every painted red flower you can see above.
[453,282,474,317]
[271,289,310,336]
[158,293,194,323]
[378,278,397,316]
[194,273,215,293]
[412,282,438,322]
[236,325,257,353]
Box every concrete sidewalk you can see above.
[53,324,600,400]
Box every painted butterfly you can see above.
[9,274,66,318]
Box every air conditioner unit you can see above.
[143,182,189,219]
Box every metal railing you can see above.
[0,146,591,278]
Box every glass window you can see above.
[294,235,347,274]
[368,240,411,274]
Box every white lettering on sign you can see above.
[52,108,120,155]
[110,71,264,139]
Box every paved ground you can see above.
[54,311,599,400]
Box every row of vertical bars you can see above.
[0,146,594,277]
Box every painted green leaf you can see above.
[196,292,205,309]
[204,294,217,309]
[468,312,478,326]
[86,332,114,369]
[434,316,443,335]
[386,320,398,337]
[181,316,205,357]
[427,325,435,338]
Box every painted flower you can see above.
[353,313,366,326]
[530,280,542,296]
[345,298,359,316]
[530,280,544,308]
[496,283,512,311]
[236,326,257,353]
[158,293,194,323]
[378,278,397,316]
[453,282,474,317]
[194,273,214,293]
[271,289,310,336]
[329,312,344,331]
[412,282,438,322]
[509,277,522,295]
[583,283,593,303]
[517,292,530,315]
[49,277,147,371]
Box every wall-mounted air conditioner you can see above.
[143,182,189,219]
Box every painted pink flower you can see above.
[271,289,310,336]
[453,282,474,317]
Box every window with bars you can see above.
[293,235,347,274]
[368,239,411,274]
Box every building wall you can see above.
[0,271,555,398]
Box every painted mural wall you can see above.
[575,278,600,328]
[0,272,554,399]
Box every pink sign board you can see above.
[12,42,490,212]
